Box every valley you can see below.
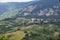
[0,0,60,40]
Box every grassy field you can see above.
[5,31,25,40]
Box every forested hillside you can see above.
[0,2,34,20]
[0,0,60,40]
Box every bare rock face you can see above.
[15,0,60,19]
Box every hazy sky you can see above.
[0,0,34,2]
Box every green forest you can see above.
[0,18,60,40]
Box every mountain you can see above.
[0,1,60,40]
[0,2,31,15]
[0,2,34,20]
[15,0,60,19]
[0,0,60,20]
[0,2,34,15]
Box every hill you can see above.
[15,0,60,19]
[0,0,60,40]
[0,2,34,20]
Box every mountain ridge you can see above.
[0,1,36,20]
[15,0,60,19]
[0,0,60,20]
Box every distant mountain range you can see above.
[0,2,34,15]
[0,1,35,20]
[0,0,60,20]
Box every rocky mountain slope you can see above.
[15,0,60,19]
[0,0,60,20]
[0,2,34,20]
